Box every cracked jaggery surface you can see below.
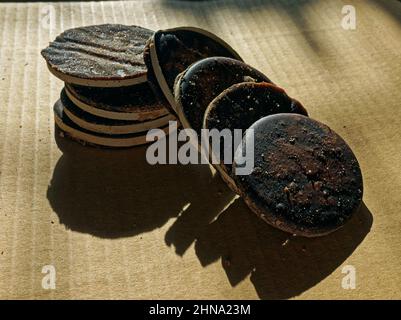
[205,82,308,176]
[42,24,153,80]
[233,114,363,237]
[177,57,272,134]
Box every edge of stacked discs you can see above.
[54,99,170,148]
[41,24,175,148]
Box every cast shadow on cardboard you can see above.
[163,0,401,59]
[48,130,372,299]
[47,129,234,238]
[367,0,401,26]
[161,0,325,55]
[166,196,372,299]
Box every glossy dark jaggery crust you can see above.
[176,57,272,134]
[66,82,166,114]
[204,82,308,176]
[233,114,363,237]
[144,28,242,112]
[42,24,153,81]
[154,29,242,90]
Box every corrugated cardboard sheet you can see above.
[0,0,400,299]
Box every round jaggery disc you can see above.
[233,114,363,237]
[60,88,175,135]
[65,82,169,121]
[54,99,169,148]
[145,27,242,111]
[204,82,308,192]
[42,24,153,87]
[175,57,273,134]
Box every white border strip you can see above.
[55,113,169,148]
[47,63,148,87]
[64,105,175,135]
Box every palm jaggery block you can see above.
[42,24,153,87]
[204,82,308,192]
[175,57,273,134]
[233,114,363,237]
[144,27,242,111]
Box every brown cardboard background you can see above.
[0,0,400,299]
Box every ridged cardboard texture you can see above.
[0,0,400,299]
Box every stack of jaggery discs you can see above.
[41,24,176,148]
[42,24,363,237]
[144,27,364,237]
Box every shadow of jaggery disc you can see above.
[191,199,372,299]
[47,128,234,239]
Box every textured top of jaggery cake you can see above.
[144,27,243,108]
[204,82,308,175]
[153,28,242,90]
[233,114,363,237]
[175,57,272,133]
[42,24,153,81]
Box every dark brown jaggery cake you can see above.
[204,82,308,192]
[65,81,169,121]
[60,88,175,135]
[233,114,363,237]
[175,57,273,135]
[54,98,169,148]
[42,24,154,87]
[144,27,242,111]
